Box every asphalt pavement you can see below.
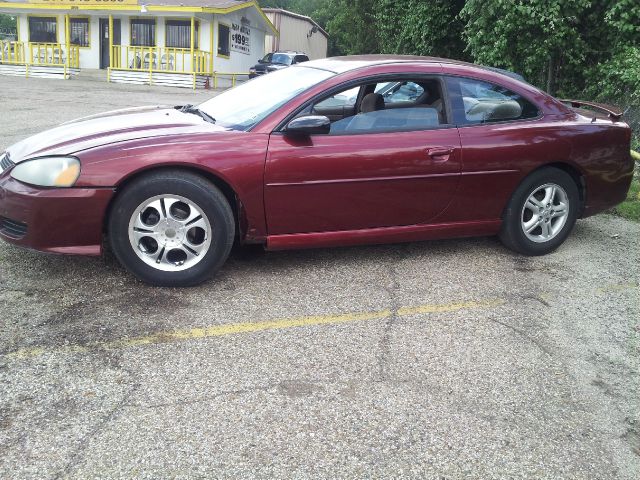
[0,73,639,479]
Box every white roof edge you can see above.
[261,8,329,38]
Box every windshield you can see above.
[271,53,293,65]
[199,66,334,131]
[260,53,272,63]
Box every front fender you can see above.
[75,131,270,239]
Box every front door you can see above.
[264,76,463,235]
[99,18,120,69]
[265,129,462,235]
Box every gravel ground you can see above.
[0,73,639,479]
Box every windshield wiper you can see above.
[179,104,216,124]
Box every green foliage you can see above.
[460,0,593,95]
[0,14,17,33]
[376,0,467,59]
[606,0,640,45]
[263,0,639,116]
[585,47,640,104]
[324,0,379,55]
[612,174,640,222]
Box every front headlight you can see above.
[11,156,81,187]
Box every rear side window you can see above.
[447,77,539,125]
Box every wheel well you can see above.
[501,162,586,220]
[103,166,243,238]
[539,162,586,216]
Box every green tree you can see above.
[323,0,379,55]
[460,0,592,95]
[605,0,640,45]
[376,0,467,59]
[0,14,17,33]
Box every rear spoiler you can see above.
[559,99,625,121]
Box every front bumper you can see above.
[0,175,114,255]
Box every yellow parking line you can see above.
[4,299,504,361]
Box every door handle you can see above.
[426,147,454,162]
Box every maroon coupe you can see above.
[0,56,633,286]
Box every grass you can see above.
[611,150,640,221]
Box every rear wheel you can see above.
[108,170,234,287]
[499,167,580,256]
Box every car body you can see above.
[248,51,309,78]
[0,55,633,286]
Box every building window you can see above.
[70,18,89,47]
[131,18,155,47]
[28,16,57,43]
[218,23,230,56]
[165,20,198,49]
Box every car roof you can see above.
[301,55,525,81]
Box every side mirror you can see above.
[285,115,331,136]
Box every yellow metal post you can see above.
[65,14,70,77]
[108,15,113,81]
[190,16,195,89]
[209,16,214,77]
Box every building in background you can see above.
[263,8,327,60]
[0,0,277,88]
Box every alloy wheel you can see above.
[520,183,569,243]
[127,194,212,271]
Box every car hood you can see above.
[6,105,228,163]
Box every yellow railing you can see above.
[111,45,211,74]
[29,43,79,68]
[0,41,26,64]
[0,41,79,68]
[212,72,251,88]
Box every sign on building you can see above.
[230,21,250,55]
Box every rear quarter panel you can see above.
[436,64,633,222]
[440,118,575,223]
[565,117,633,216]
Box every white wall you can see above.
[11,8,268,76]
[212,8,267,74]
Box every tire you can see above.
[108,170,235,287]
[499,167,580,256]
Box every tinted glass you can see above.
[376,81,424,104]
[199,66,333,131]
[315,86,360,109]
[28,17,57,43]
[310,78,446,135]
[449,77,539,124]
[272,53,293,65]
[69,18,89,47]
[218,24,230,56]
[166,20,198,49]
[131,18,155,47]
[330,107,441,134]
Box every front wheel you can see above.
[499,167,580,256]
[108,170,235,287]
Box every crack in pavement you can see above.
[52,366,141,480]
[377,245,411,382]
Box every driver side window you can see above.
[308,78,447,135]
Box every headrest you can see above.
[360,93,385,113]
